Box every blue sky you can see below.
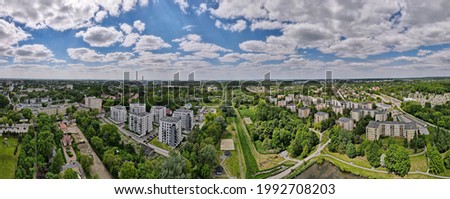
[0,0,450,80]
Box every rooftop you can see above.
[111,105,126,110]
[338,117,352,122]
[130,112,151,117]
[174,109,193,113]
[151,106,166,110]
[160,116,181,123]
[315,111,329,116]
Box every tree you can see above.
[61,169,78,179]
[346,143,357,158]
[21,108,33,120]
[366,142,382,167]
[426,145,445,174]
[37,131,55,161]
[161,151,191,179]
[0,94,9,108]
[78,154,94,176]
[49,150,64,174]
[385,144,410,176]
[100,124,121,146]
[138,159,163,179]
[90,136,105,155]
[119,162,138,179]
[444,152,450,169]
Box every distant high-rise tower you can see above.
[188,72,195,81]
[264,72,271,81]
[173,72,180,82]
[124,72,130,81]
[136,71,138,81]
[326,70,333,97]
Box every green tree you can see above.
[346,143,357,158]
[119,162,138,179]
[61,169,79,179]
[385,144,410,176]
[90,136,105,155]
[100,124,121,146]
[161,151,191,179]
[21,108,33,120]
[366,142,382,167]
[426,145,445,174]
[0,94,9,108]
[37,131,55,161]
[49,150,64,174]
[444,152,450,169]
[78,154,94,176]
[138,159,163,179]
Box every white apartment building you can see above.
[0,124,31,135]
[129,112,153,137]
[110,105,127,123]
[351,109,377,122]
[151,106,166,123]
[84,97,102,112]
[159,116,182,147]
[298,107,310,118]
[173,109,194,131]
[130,103,146,114]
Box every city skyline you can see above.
[1,0,450,80]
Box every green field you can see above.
[222,150,240,178]
[409,154,428,172]
[232,117,259,178]
[149,137,172,151]
[0,137,21,179]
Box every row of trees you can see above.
[402,101,450,129]
[15,114,69,179]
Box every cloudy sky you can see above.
[0,0,450,80]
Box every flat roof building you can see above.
[159,116,182,147]
[129,112,153,137]
[173,109,194,131]
[110,105,127,124]
[151,106,166,123]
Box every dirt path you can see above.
[69,125,112,179]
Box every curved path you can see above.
[322,154,450,179]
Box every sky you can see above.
[0,0,450,80]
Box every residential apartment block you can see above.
[337,117,354,131]
[159,116,182,147]
[366,121,418,141]
[129,112,153,137]
[173,109,194,131]
[151,106,166,123]
[314,111,329,123]
[298,107,310,118]
[84,97,102,112]
[130,103,146,114]
[110,105,127,123]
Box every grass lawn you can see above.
[233,117,259,178]
[323,148,374,169]
[149,137,172,151]
[222,150,240,178]
[0,137,21,179]
[409,154,428,172]
[323,156,436,179]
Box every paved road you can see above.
[268,139,331,179]
[100,118,170,157]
